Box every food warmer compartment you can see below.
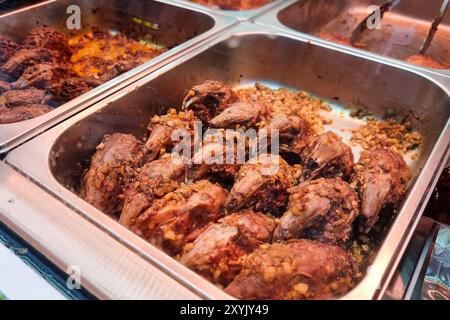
[0,0,236,153]
[5,23,449,299]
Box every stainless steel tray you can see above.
[171,0,284,21]
[256,0,450,78]
[0,0,236,154]
[6,23,450,300]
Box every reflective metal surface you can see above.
[256,0,450,77]
[0,0,236,153]
[171,0,284,21]
[5,23,450,300]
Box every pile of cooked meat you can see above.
[81,80,412,300]
[0,26,165,124]
[190,0,271,10]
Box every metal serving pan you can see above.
[0,0,236,154]
[256,0,450,77]
[6,23,450,299]
[171,0,284,21]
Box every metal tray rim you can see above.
[0,0,238,154]
[6,23,450,300]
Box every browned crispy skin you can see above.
[11,63,68,90]
[119,157,187,228]
[0,104,52,124]
[131,180,228,255]
[300,131,354,181]
[180,211,276,287]
[1,48,59,78]
[81,133,143,217]
[144,109,197,163]
[225,239,356,300]
[352,149,410,233]
[182,80,238,123]
[274,178,359,244]
[0,34,19,65]
[2,88,47,107]
[209,101,271,130]
[191,0,271,10]
[406,54,448,70]
[226,154,294,216]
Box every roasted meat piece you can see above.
[53,76,101,102]
[0,104,52,124]
[2,88,48,107]
[273,178,359,244]
[226,154,294,216]
[405,54,448,69]
[180,210,276,287]
[300,131,354,181]
[1,48,58,78]
[209,101,271,130]
[182,80,238,123]
[131,180,228,255]
[11,63,67,90]
[225,239,356,300]
[0,34,19,65]
[191,0,271,10]
[81,133,143,216]
[23,26,71,60]
[119,157,187,228]
[352,149,410,233]
[188,129,245,183]
[143,109,197,163]
[266,114,315,155]
[0,80,11,93]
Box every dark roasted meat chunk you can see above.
[119,157,187,228]
[180,211,276,287]
[1,48,58,78]
[274,178,359,244]
[209,101,271,130]
[11,63,67,90]
[0,104,52,124]
[225,239,356,300]
[23,26,71,60]
[226,154,294,216]
[131,180,228,255]
[0,80,11,93]
[188,129,245,183]
[300,131,354,181]
[182,80,238,123]
[52,76,101,102]
[81,133,143,216]
[2,88,47,107]
[143,109,196,163]
[352,149,410,233]
[0,34,19,65]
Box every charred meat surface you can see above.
[274,178,360,244]
[131,180,228,255]
[120,157,187,228]
[11,63,67,90]
[0,35,19,65]
[180,210,276,287]
[352,149,410,233]
[0,104,52,124]
[1,88,47,107]
[81,133,143,217]
[300,131,354,181]
[182,80,238,123]
[190,0,271,10]
[144,109,197,163]
[1,48,58,78]
[0,80,11,93]
[226,154,294,216]
[225,239,356,300]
